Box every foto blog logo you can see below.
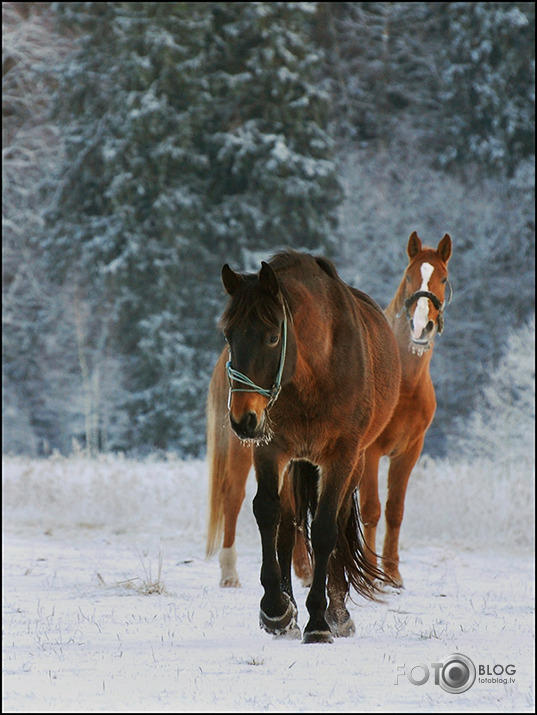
[395,654,517,694]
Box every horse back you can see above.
[273,254,401,452]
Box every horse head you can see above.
[400,231,452,354]
[220,260,294,443]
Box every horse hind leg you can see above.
[286,460,314,588]
[359,447,382,574]
[327,481,386,638]
[326,558,355,638]
[292,528,313,587]
[383,442,423,588]
[220,437,252,588]
[277,475,298,608]
[326,496,356,638]
[219,544,240,588]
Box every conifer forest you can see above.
[3,2,535,460]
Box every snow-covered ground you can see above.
[2,454,535,713]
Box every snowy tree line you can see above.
[2,2,534,459]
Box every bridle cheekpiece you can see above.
[226,304,288,412]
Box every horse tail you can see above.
[206,354,228,558]
[334,490,389,601]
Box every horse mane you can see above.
[268,249,326,278]
[273,250,386,318]
[219,273,283,332]
[220,250,385,334]
[315,256,340,280]
[220,251,322,333]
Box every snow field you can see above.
[2,454,534,712]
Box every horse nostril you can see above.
[244,411,258,435]
[426,320,434,332]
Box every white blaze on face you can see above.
[412,262,434,340]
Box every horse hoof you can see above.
[302,630,334,644]
[385,573,404,589]
[327,614,356,638]
[259,596,300,638]
[220,576,241,588]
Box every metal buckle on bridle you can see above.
[226,304,288,412]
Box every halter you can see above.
[226,304,288,412]
[397,279,453,336]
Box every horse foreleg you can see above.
[383,441,423,588]
[359,446,382,571]
[253,453,300,639]
[219,439,252,588]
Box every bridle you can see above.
[397,279,453,336]
[226,303,288,412]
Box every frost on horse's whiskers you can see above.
[410,341,429,357]
[220,418,274,447]
[237,429,274,448]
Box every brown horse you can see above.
[208,251,401,642]
[207,235,452,594]
[359,231,452,587]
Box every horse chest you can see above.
[377,388,436,454]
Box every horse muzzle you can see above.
[411,318,436,342]
[228,389,272,440]
[230,410,259,438]
[230,410,270,444]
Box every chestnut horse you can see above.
[207,251,401,642]
[359,231,452,587]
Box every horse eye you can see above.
[223,334,229,343]
[268,334,279,346]
[441,277,447,284]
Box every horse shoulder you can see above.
[394,382,437,432]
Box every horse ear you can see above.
[259,261,280,298]
[437,233,452,264]
[407,231,422,259]
[222,264,244,296]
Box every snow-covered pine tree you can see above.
[434,2,535,176]
[2,2,73,455]
[317,2,534,179]
[316,2,440,146]
[201,2,342,271]
[45,2,214,454]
